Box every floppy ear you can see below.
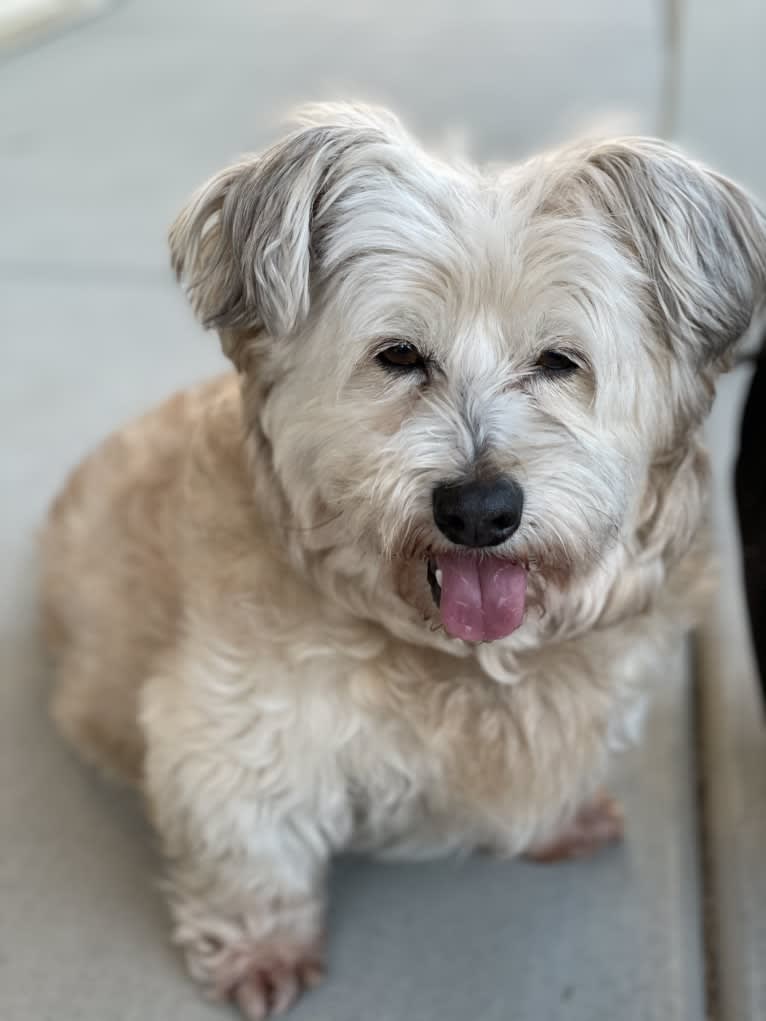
[572,139,766,365]
[168,104,403,367]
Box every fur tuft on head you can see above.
[169,104,415,367]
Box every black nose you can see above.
[432,477,524,548]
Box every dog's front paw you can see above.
[176,899,325,1021]
[183,929,324,1020]
[525,791,625,863]
[224,945,324,1020]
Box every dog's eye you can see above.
[535,350,579,375]
[377,343,426,372]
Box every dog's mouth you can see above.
[426,554,527,643]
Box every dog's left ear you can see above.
[571,139,766,365]
[169,103,408,368]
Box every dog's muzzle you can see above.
[428,477,527,643]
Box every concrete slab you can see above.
[677,0,766,193]
[0,0,664,276]
[0,0,105,51]
[700,370,766,1021]
[0,2,709,1020]
[677,2,766,1017]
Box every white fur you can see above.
[42,102,766,1019]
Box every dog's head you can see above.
[170,103,766,644]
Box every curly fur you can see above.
[41,103,766,1018]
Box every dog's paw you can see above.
[526,792,624,864]
[182,928,324,1019]
[227,949,324,1020]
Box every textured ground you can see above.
[1,2,764,1018]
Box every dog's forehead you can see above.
[327,175,630,366]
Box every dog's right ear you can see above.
[169,104,405,368]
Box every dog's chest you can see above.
[248,632,604,856]
[290,678,508,856]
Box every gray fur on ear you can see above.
[572,139,766,364]
[168,104,404,361]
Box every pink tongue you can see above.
[436,555,527,642]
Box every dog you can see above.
[41,103,766,1019]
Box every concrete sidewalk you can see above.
[1,2,764,1020]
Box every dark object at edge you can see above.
[735,339,766,703]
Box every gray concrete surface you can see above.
[0,0,106,53]
[701,369,766,1021]
[1,1,764,1019]
[679,4,766,1018]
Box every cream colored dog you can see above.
[41,103,765,1018]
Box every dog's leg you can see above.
[165,852,325,1020]
[525,791,624,863]
[142,673,332,1020]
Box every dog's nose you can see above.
[432,477,524,548]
